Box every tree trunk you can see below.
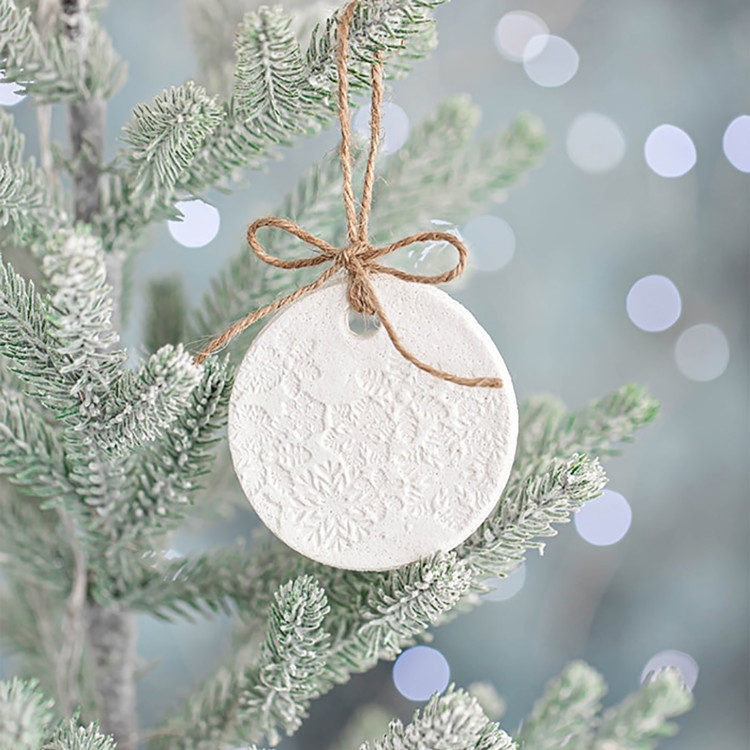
[61,1,137,747]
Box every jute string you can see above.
[194,0,502,389]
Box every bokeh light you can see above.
[167,199,221,248]
[462,215,515,272]
[523,35,579,88]
[353,102,409,156]
[0,73,25,107]
[626,275,682,332]
[640,649,699,691]
[674,324,730,382]
[392,646,450,701]
[493,11,549,62]
[574,490,632,546]
[722,115,750,172]
[644,125,696,177]
[482,563,526,602]
[567,112,626,173]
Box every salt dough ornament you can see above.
[228,274,517,570]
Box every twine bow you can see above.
[194,0,503,390]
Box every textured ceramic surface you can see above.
[228,274,518,570]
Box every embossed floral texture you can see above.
[228,279,517,569]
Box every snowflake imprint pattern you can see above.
[287,460,384,552]
[228,276,518,569]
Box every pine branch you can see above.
[458,384,659,579]
[96,0,450,254]
[187,100,545,352]
[371,107,546,244]
[0,110,68,248]
[457,453,607,580]
[87,358,232,570]
[517,386,660,469]
[362,687,515,750]
[0,579,82,719]
[41,229,124,413]
[0,485,74,595]
[90,344,202,457]
[43,717,116,750]
[306,0,442,87]
[322,552,472,684]
[0,677,55,750]
[591,668,694,750]
[153,576,331,749]
[0,0,124,103]
[121,81,223,205]
[0,259,78,414]
[0,371,79,515]
[515,661,606,750]
[234,6,316,128]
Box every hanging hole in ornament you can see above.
[347,309,381,338]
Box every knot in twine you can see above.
[194,0,502,390]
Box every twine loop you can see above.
[194,0,503,390]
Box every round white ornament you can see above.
[228,274,518,571]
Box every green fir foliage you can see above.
[516,661,606,750]
[592,668,695,750]
[0,0,125,102]
[362,687,515,750]
[0,677,55,750]
[122,83,224,203]
[43,717,117,750]
[153,576,331,749]
[0,110,67,248]
[0,1,693,749]
[234,6,315,127]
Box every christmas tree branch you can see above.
[371,105,546,244]
[360,687,515,750]
[95,0,448,254]
[0,371,80,519]
[0,677,115,749]
[515,661,606,750]
[0,109,68,249]
[86,358,232,565]
[126,384,645,628]
[0,0,124,103]
[591,668,694,750]
[151,576,331,750]
[0,677,55,750]
[187,99,546,355]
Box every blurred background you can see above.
[2,0,748,748]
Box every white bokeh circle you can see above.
[167,200,220,248]
[0,80,25,107]
[644,125,696,178]
[462,215,515,272]
[393,646,450,701]
[626,275,682,332]
[674,324,730,382]
[574,490,632,546]
[482,563,526,602]
[567,112,626,173]
[494,11,549,62]
[523,35,579,87]
[641,650,699,691]
[722,115,750,172]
